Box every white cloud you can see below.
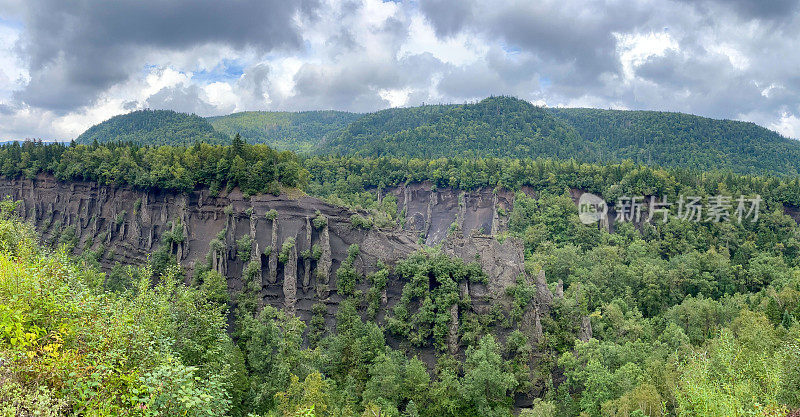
[379,88,411,107]
[399,15,485,66]
[614,31,679,81]
[770,112,800,139]
[0,22,27,100]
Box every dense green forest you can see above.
[0,137,307,195]
[75,109,230,146]
[548,107,800,175]
[318,96,590,160]
[2,139,800,415]
[72,96,800,176]
[208,110,362,153]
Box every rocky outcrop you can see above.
[442,235,525,298]
[303,216,312,288]
[579,316,593,342]
[535,270,553,309]
[283,234,298,314]
[448,303,459,355]
[268,217,278,284]
[391,182,514,245]
[0,174,527,330]
[316,222,332,295]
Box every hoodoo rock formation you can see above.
[0,176,536,329]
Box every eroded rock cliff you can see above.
[0,175,526,328]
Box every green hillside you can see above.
[75,109,229,146]
[208,110,361,152]
[548,107,800,175]
[317,96,800,176]
[73,98,800,176]
[319,96,594,159]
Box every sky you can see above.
[0,0,799,141]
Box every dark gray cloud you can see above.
[13,0,319,112]
[3,0,800,140]
[418,0,657,88]
[419,0,474,37]
[678,0,800,20]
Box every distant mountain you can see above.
[0,140,60,146]
[319,96,593,159]
[75,109,229,146]
[547,107,800,175]
[207,110,362,152]
[73,98,800,176]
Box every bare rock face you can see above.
[555,280,564,299]
[579,316,593,342]
[391,182,514,246]
[268,218,278,284]
[535,269,553,309]
[442,235,525,297]
[533,309,544,343]
[283,234,298,314]
[448,303,459,355]
[303,217,312,288]
[316,223,332,294]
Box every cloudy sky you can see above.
[0,0,799,141]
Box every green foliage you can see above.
[387,248,485,351]
[312,211,328,229]
[366,261,390,320]
[311,243,323,260]
[506,275,536,324]
[549,106,800,176]
[279,237,296,263]
[349,213,374,230]
[321,96,586,160]
[236,234,253,261]
[266,209,279,221]
[198,270,230,305]
[308,302,327,349]
[76,109,229,146]
[674,310,794,416]
[336,244,361,297]
[461,335,518,416]
[0,215,245,416]
[0,140,309,195]
[208,110,361,153]
[520,399,556,417]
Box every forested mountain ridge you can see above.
[319,96,592,159]
[548,107,800,175]
[73,97,799,176]
[208,110,362,152]
[75,109,230,146]
[319,96,800,175]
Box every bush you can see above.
[350,213,373,230]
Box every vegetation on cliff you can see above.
[4,128,800,415]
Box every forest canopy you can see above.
[75,109,230,146]
[70,96,800,176]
